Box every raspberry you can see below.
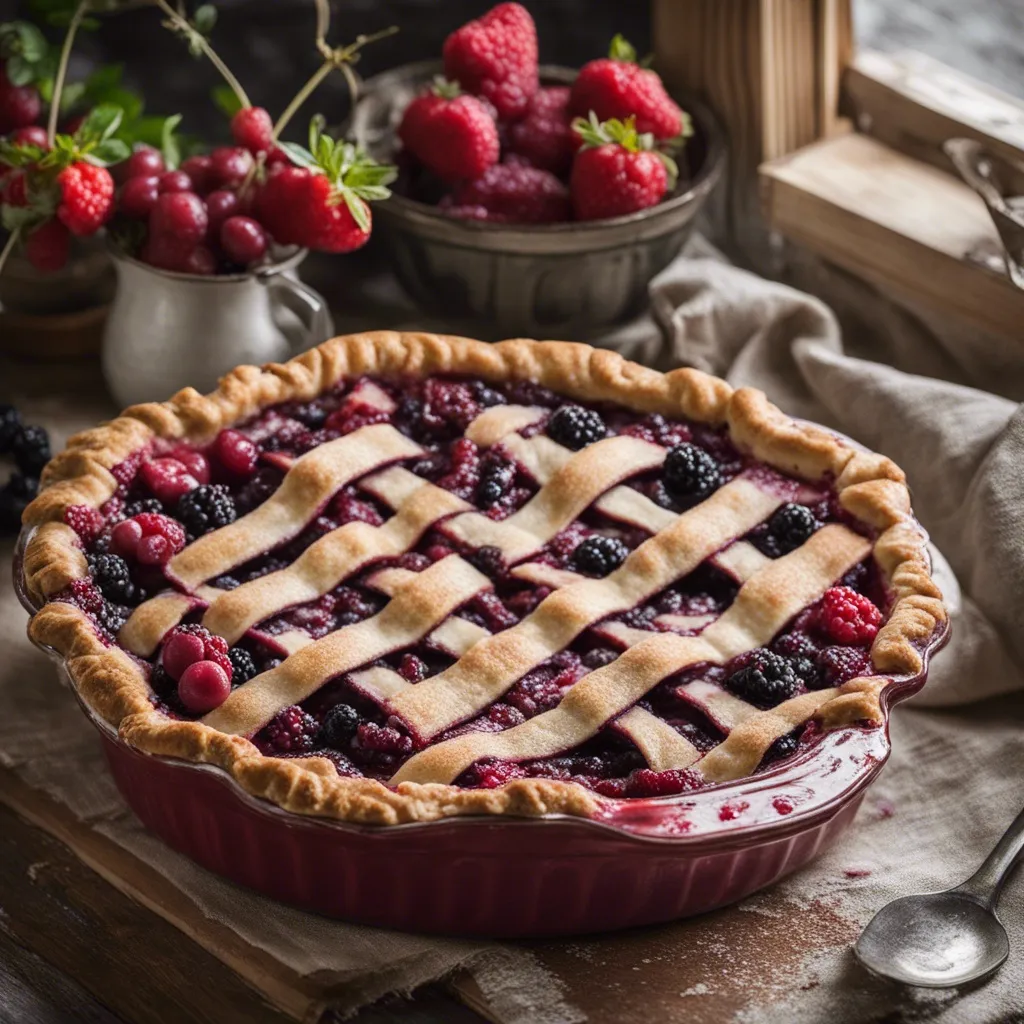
[319,703,360,747]
[436,437,481,498]
[180,155,214,194]
[12,423,51,476]
[0,82,42,133]
[220,216,267,264]
[56,162,115,236]
[87,552,136,604]
[421,379,481,433]
[63,504,105,544]
[158,169,192,194]
[123,147,165,179]
[442,3,539,120]
[231,106,274,154]
[119,175,161,219]
[167,446,210,484]
[569,36,685,141]
[139,457,199,504]
[477,454,515,507]
[507,86,574,174]
[470,760,526,788]
[470,590,518,630]
[110,512,186,565]
[398,653,427,682]
[212,429,259,478]
[816,586,882,645]
[547,405,606,450]
[399,82,499,184]
[487,703,525,729]
[627,768,697,798]
[573,535,628,577]
[227,647,257,684]
[210,146,253,188]
[449,163,570,224]
[818,646,872,686]
[727,649,801,708]
[178,660,231,713]
[356,722,413,755]
[765,503,819,556]
[664,443,721,503]
[176,484,237,537]
[67,577,104,614]
[331,490,384,526]
[150,191,208,247]
[24,219,70,272]
[570,115,671,221]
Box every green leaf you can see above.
[193,4,217,35]
[14,22,48,62]
[4,55,35,86]
[59,80,86,113]
[84,62,123,94]
[279,141,318,171]
[78,103,124,143]
[0,140,43,167]
[94,87,142,121]
[608,34,637,64]
[160,113,183,170]
[211,84,242,119]
[657,151,679,191]
[2,205,41,232]
[88,138,131,165]
[122,114,170,148]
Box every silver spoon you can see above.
[855,803,1024,987]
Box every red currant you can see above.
[119,175,161,219]
[0,83,42,132]
[109,518,145,558]
[163,631,206,680]
[124,146,165,179]
[204,189,240,235]
[168,445,210,484]
[11,125,49,148]
[139,456,199,503]
[180,155,214,195]
[150,191,208,247]
[210,146,253,188]
[158,170,193,194]
[220,216,267,265]
[178,660,231,712]
[230,106,274,154]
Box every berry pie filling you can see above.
[54,375,894,800]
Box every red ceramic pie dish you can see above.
[13,333,950,936]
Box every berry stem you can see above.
[0,227,22,283]
[152,0,251,110]
[47,0,92,146]
[270,60,336,143]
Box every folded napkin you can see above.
[2,244,1022,1023]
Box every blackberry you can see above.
[320,703,360,748]
[260,705,317,754]
[176,484,237,537]
[95,602,130,637]
[766,503,818,555]
[765,731,799,762]
[12,424,51,477]
[467,544,506,577]
[471,381,506,408]
[664,443,721,503]
[0,403,21,453]
[87,553,136,604]
[477,456,515,507]
[0,473,37,534]
[212,574,241,590]
[124,497,165,518]
[573,535,629,577]
[726,649,800,708]
[582,647,619,670]
[547,405,606,450]
[228,647,257,685]
[288,402,328,428]
[772,632,823,688]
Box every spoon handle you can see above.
[955,802,1024,907]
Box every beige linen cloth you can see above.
[2,246,1023,1023]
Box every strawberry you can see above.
[24,218,70,272]
[569,35,689,142]
[257,120,396,253]
[56,161,115,235]
[442,2,538,121]
[569,114,676,221]
[506,86,574,175]
[398,79,499,183]
[448,162,570,224]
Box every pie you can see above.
[19,332,946,826]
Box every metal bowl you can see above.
[351,61,725,338]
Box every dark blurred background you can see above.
[1,0,1020,148]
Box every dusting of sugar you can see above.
[681,982,711,997]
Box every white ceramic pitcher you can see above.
[102,248,334,407]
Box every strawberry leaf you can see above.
[87,138,131,166]
[430,76,461,100]
[278,141,318,172]
[608,34,637,64]
[657,151,679,191]
[3,54,35,87]
[339,189,370,233]
[212,84,243,119]
[77,103,123,144]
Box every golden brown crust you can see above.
[20,331,946,825]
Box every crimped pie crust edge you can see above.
[19,332,947,826]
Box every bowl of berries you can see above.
[352,5,724,338]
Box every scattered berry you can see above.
[227,647,257,685]
[56,162,115,236]
[664,442,721,502]
[261,705,319,754]
[175,483,237,537]
[448,163,570,224]
[443,2,539,120]
[119,175,161,219]
[570,114,673,221]
[220,215,267,264]
[573,534,629,576]
[231,106,274,154]
[570,35,686,141]
[12,423,51,476]
[0,473,37,533]
[24,219,70,272]
[816,586,882,645]
[177,660,232,713]
[547,404,606,450]
[212,428,259,477]
[139,457,199,504]
[726,649,801,708]
[507,86,574,174]
[150,191,208,247]
[0,403,21,452]
[86,552,136,604]
[320,703,360,747]
[398,80,500,184]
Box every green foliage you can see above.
[212,84,243,119]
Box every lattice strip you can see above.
[465,405,546,446]
[201,555,490,736]
[614,707,702,772]
[390,524,869,785]
[387,477,785,740]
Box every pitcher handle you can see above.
[260,270,335,348]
